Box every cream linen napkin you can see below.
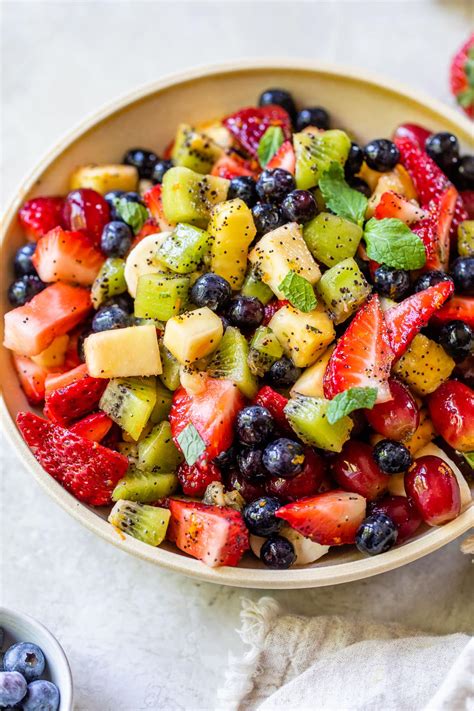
[217,598,473,711]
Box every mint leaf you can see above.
[114,198,148,234]
[319,162,368,226]
[257,126,284,168]
[278,271,317,312]
[462,452,474,470]
[364,218,426,270]
[176,423,206,466]
[327,387,378,424]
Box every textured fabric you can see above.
[218,597,474,711]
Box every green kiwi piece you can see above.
[207,326,257,398]
[171,123,222,174]
[241,268,274,304]
[112,469,178,503]
[91,258,127,308]
[108,500,170,545]
[150,379,173,424]
[158,223,211,274]
[247,326,284,377]
[458,220,474,257]
[303,213,362,267]
[317,257,371,324]
[293,129,351,190]
[134,273,190,321]
[137,421,182,472]
[161,167,229,227]
[99,376,156,441]
[284,395,353,452]
[159,342,181,391]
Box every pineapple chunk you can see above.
[163,307,223,365]
[248,222,321,299]
[85,325,162,378]
[365,165,418,217]
[269,304,335,368]
[70,164,138,194]
[31,335,69,368]
[209,199,256,290]
[403,408,436,454]
[393,334,455,395]
[291,345,335,397]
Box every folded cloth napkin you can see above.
[217,598,473,711]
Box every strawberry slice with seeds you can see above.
[374,191,425,225]
[276,491,367,546]
[44,370,108,425]
[12,355,47,405]
[384,281,454,360]
[412,185,458,270]
[45,363,88,395]
[210,154,256,180]
[450,33,474,119]
[392,123,432,148]
[223,105,292,157]
[324,295,394,404]
[431,296,474,329]
[460,190,474,219]
[167,499,249,567]
[18,196,65,241]
[32,227,105,286]
[69,411,113,442]
[262,299,289,326]
[17,411,128,506]
[177,458,222,497]
[143,184,174,231]
[253,385,290,431]
[266,140,296,173]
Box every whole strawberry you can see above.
[450,33,474,119]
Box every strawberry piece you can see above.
[18,196,65,242]
[223,105,292,157]
[169,379,244,461]
[392,123,432,148]
[411,186,458,270]
[167,499,249,567]
[460,190,474,219]
[370,495,421,542]
[3,282,92,357]
[177,458,222,497]
[44,370,107,425]
[374,191,425,225]
[253,385,289,431]
[431,296,474,328]
[32,227,105,286]
[384,280,454,360]
[45,363,88,395]
[266,447,325,502]
[69,412,113,442]
[63,188,110,244]
[210,154,255,180]
[266,140,296,173]
[12,354,47,405]
[143,184,164,222]
[262,299,289,326]
[450,33,474,119]
[16,411,127,506]
[131,218,159,248]
[276,490,367,546]
[63,330,83,370]
[324,295,394,403]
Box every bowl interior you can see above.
[1,61,473,588]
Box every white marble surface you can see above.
[1,2,473,710]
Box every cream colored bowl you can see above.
[1,60,473,589]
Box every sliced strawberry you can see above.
[69,412,113,442]
[384,281,454,360]
[460,190,474,219]
[276,490,367,546]
[3,282,92,357]
[431,296,474,329]
[253,385,290,431]
[16,411,127,506]
[177,458,222,497]
[450,33,474,119]
[12,354,47,405]
[263,299,289,326]
[210,154,255,180]
[169,379,244,460]
[324,295,394,403]
[63,329,83,370]
[131,218,159,248]
[374,191,425,225]
[63,188,110,244]
[18,196,65,241]
[223,105,292,157]
[266,140,296,173]
[143,184,174,230]
[167,499,249,567]
[411,186,458,270]
[392,123,432,148]
[44,370,107,425]
[44,363,88,395]
[32,227,104,286]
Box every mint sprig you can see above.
[257,126,284,168]
[364,218,426,270]
[278,271,317,312]
[327,386,378,424]
[176,423,206,466]
[319,162,368,227]
[114,198,148,234]
[462,451,474,470]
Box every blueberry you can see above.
[364,139,400,172]
[100,221,133,257]
[256,169,296,203]
[103,292,134,313]
[425,132,459,173]
[451,257,474,294]
[455,155,474,190]
[123,147,159,179]
[373,265,410,300]
[345,142,364,177]
[295,107,330,132]
[266,357,301,388]
[237,447,266,480]
[259,88,296,121]
[121,191,144,205]
[355,513,398,555]
[0,671,27,707]
[228,176,258,208]
[151,159,173,184]
[14,243,37,277]
[348,177,371,198]
[92,304,130,332]
[263,438,305,478]
[8,275,46,306]
[104,190,125,220]
[190,273,232,312]
[373,439,412,474]
[281,190,317,223]
[227,296,264,329]
[3,642,45,682]
[243,496,282,535]
[236,405,274,446]
[413,270,453,293]
[439,320,473,360]
[213,446,237,472]
[22,680,60,711]
[260,535,296,569]
[251,202,284,235]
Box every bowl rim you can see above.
[0,606,74,709]
[1,58,473,589]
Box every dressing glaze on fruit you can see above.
[5,87,474,569]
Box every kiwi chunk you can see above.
[112,469,178,503]
[248,326,284,377]
[100,376,156,441]
[158,223,210,274]
[293,129,351,190]
[317,257,371,324]
[458,220,474,257]
[159,342,181,391]
[150,379,173,423]
[161,167,229,227]
[108,500,170,545]
[207,326,257,398]
[91,258,127,308]
[171,123,222,174]
[241,268,274,304]
[137,421,182,472]
[134,273,189,321]
[303,213,362,267]
[284,395,353,452]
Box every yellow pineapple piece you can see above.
[209,199,256,290]
[393,333,455,395]
[31,335,69,369]
[291,345,335,397]
[70,164,138,194]
[403,408,436,454]
[85,324,162,378]
[366,164,419,217]
[163,307,223,365]
[269,304,335,368]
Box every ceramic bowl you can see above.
[0,607,73,709]
[1,60,473,589]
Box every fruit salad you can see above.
[4,87,474,570]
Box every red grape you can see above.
[331,440,390,501]
[63,188,110,243]
[428,380,474,452]
[228,470,266,502]
[370,495,422,542]
[365,378,419,441]
[405,455,461,525]
[266,447,325,502]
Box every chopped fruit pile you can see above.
[5,86,473,570]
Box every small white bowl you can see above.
[0,607,73,710]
